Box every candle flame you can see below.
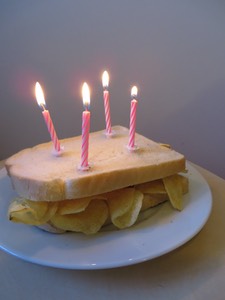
[35,82,46,108]
[82,82,90,108]
[131,86,138,98]
[102,71,109,88]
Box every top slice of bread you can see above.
[5,126,186,201]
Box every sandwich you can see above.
[5,125,188,234]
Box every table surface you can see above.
[0,160,225,300]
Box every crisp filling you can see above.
[8,174,188,234]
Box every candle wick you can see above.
[40,103,46,111]
[84,105,89,111]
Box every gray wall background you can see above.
[0,0,225,178]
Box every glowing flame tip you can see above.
[131,86,138,98]
[35,82,46,107]
[102,70,109,88]
[82,82,90,108]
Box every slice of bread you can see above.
[5,126,185,202]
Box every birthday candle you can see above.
[35,82,61,154]
[102,71,112,135]
[80,82,91,170]
[128,86,138,150]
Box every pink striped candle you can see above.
[128,86,138,150]
[42,110,61,152]
[35,82,61,154]
[79,82,91,170]
[102,71,112,135]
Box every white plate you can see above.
[0,163,212,269]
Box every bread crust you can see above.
[5,126,185,201]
